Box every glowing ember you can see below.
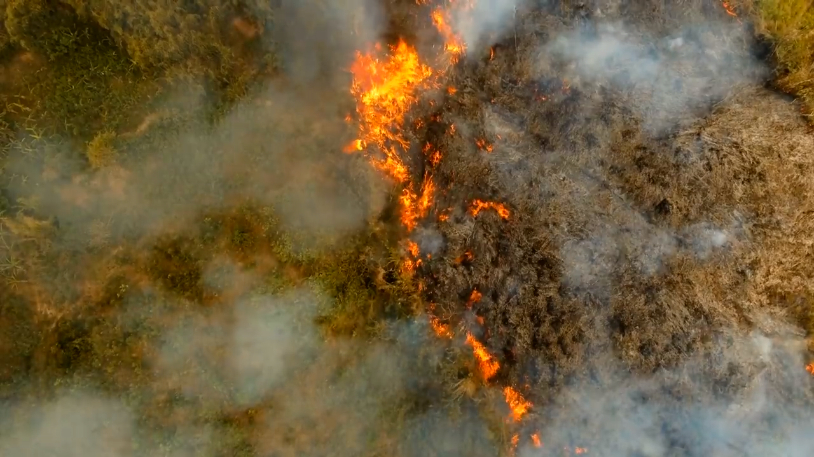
[531,433,542,448]
[476,138,494,152]
[430,316,454,339]
[455,250,474,264]
[503,386,532,422]
[470,199,510,219]
[422,142,443,166]
[465,333,500,381]
[467,289,482,307]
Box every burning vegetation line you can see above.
[345,1,579,453]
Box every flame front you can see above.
[503,386,532,422]
[347,3,583,454]
[431,9,465,63]
[470,199,511,219]
[465,332,500,381]
[348,40,433,182]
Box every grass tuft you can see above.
[85,131,117,169]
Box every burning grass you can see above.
[1,0,814,455]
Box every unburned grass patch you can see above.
[735,0,814,119]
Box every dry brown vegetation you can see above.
[0,0,812,456]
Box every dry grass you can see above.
[735,0,814,118]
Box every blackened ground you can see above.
[405,0,814,416]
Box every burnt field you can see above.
[0,0,812,456]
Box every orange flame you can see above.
[722,1,737,17]
[431,9,465,63]
[406,240,420,258]
[418,177,435,216]
[430,316,454,339]
[465,333,500,381]
[476,138,494,152]
[807,363,814,375]
[348,39,434,184]
[455,250,473,264]
[400,175,436,232]
[503,386,532,422]
[467,289,482,307]
[470,199,510,219]
[531,433,542,448]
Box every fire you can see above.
[418,177,435,216]
[455,250,473,264]
[430,316,453,339]
[399,175,436,231]
[431,8,465,63]
[476,138,494,152]
[722,1,737,17]
[470,199,510,219]
[406,240,420,258]
[467,288,482,307]
[465,332,500,381]
[503,386,532,422]
[531,433,542,448]
[347,39,434,184]
[343,138,365,153]
[807,363,814,375]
